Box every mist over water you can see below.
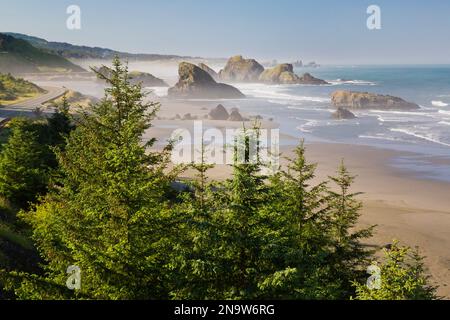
[29,62,450,181]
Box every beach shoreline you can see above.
[145,98,450,297]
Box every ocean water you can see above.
[37,64,450,182]
[224,65,450,182]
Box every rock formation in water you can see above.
[259,64,296,84]
[331,91,420,110]
[219,55,265,82]
[259,64,328,85]
[332,107,356,120]
[168,62,245,99]
[198,63,219,81]
[296,73,329,85]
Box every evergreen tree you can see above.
[0,119,49,207]
[169,142,218,299]
[47,94,73,148]
[211,129,272,299]
[264,143,340,299]
[353,241,437,300]
[4,58,175,299]
[327,162,374,297]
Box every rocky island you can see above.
[219,55,265,82]
[168,62,245,99]
[259,64,328,85]
[331,91,420,110]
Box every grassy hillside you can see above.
[0,73,46,104]
[0,33,85,74]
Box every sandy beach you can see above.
[147,99,450,298]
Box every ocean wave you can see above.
[368,110,427,116]
[438,121,450,127]
[236,83,329,103]
[376,116,413,123]
[431,100,449,107]
[438,110,450,116]
[295,119,321,133]
[390,128,450,147]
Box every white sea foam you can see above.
[296,119,321,133]
[327,79,377,86]
[235,83,329,103]
[431,100,449,107]
[390,128,450,147]
[376,116,412,123]
[369,110,426,116]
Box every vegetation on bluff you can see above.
[0,33,85,74]
[0,73,46,104]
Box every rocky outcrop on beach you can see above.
[331,91,420,110]
[198,63,219,81]
[228,109,244,121]
[209,104,230,120]
[219,55,265,82]
[168,62,245,99]
[297,73,329,85]
[332,107,356,120]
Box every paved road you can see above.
[6,86,67,110]
[0,86,67,122]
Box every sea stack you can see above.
[259,63,298,84]
[219,55,265,82]
[198,63,219,81]
[168,62,245,99]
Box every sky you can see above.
[1,0,449,64]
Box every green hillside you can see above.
[0,73,46,104]
[5,32,196,61]
[0,33,85,74]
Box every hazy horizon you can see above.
[1,0,450,64]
